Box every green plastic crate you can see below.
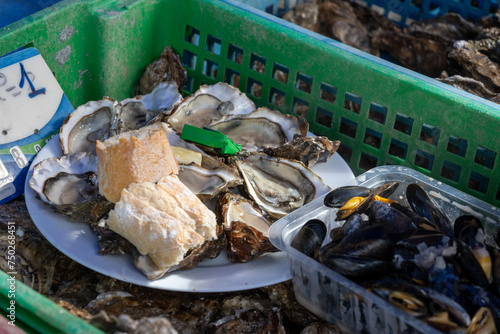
[1,0,500,331]
[0,270,103,333]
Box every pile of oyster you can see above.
[292,182,500,332]
[29,77,340,279]
[283,0,500,103]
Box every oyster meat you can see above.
[116,82,182,133]
[233,154,331,219]
[59,98,118,155]
[29,152,113,222]
[167,82,255,133]
[178,163,243,202]
[206,107,309,152]
[216,192,277,263]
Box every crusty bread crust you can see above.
[96,128,179,203]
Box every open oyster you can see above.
[59,98,118,155]
[167,82,255,133]
[216,192,277,263]
[116,82,182,133]
[206,107,309,152]
[29,152,113,222]
[178,163,243,202]
[233,154,331,219]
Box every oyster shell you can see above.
[29,152,113,222]
[448,40,500,92]
[318,0,379,56]
[137,45,186,95]
[437,74,500,103]
[60,98,118,155]
[206,107,309,152]
[371,28,448,77]
[233,154,331,219]
[178,163,243,202]
[216,192,277,263]
[407,13,478,45]
[167,82,255,133]
[262,135,340,167]
[116,82,182,133]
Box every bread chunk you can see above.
[106,187,204,269]
[96,125,179,203]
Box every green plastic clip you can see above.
[180,124,241,155]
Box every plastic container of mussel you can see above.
[269,165,500,334]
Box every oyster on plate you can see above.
[233,154,331,219]
[116,82,182,133]
[206,107,309,152]
[216,192,277,263]
[60,84,183,155]
[178,162,243,202]
[166,82,255,133]
[29,152,113,223]
[59,97,118,155]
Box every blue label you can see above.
[0,47,74,204]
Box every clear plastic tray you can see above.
[269,165,500,334]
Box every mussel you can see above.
[290,219,327,259]
[323,186,373,220]
[369,200,417,242]
[406,183,454,237]
[454,215,493,285]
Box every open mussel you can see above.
[323,182,399,221]
[323,186,373,220]
[467,307,497,334]
[290,219,327,259]
[372,278,471,330]
[406,183,454,237]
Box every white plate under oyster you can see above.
[29,81,341,281]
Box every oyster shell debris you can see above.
[116,82,182,133]
[59,97,118,155]
[29,152,113,223]
[167,82,255,133]
[263,135,340,167]
[216,192,277,263]
[233,154,331,219]
[206,107,309,152]
[178,162,243,202]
